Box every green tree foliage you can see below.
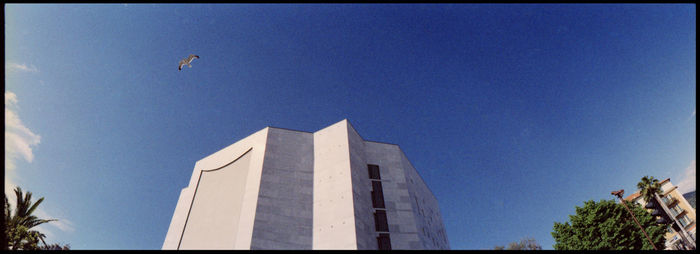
[552,199,666,250]
[494,237,542,250]
[40,243,71,250]
[4,187,65,250]
[637,176,662,203]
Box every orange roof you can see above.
[624,192,641,201]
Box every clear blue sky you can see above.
[4,4,695,250]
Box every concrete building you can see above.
[162,119,449,250]
[624,178,696,250]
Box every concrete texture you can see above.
[163,119,449,250]
[312,120,358,249]
[179,149,252,249]
[346,122,375,250]
[250,128,314,250]
[162,128,269,250]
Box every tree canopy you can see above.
[551,199,666,250]
[494,237,542,250]
[637,176,662,203]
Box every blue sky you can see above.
[4,4,695,250]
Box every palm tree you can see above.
[637,176,662,203]
[4,187,57,250]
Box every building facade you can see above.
[162,119,449,250]
[624,178,696,250]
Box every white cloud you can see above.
[676,160,696,194]
[33,208,74,246]
[4,92,73,243]
[688,109,696,122]
[34,209,76,233]
[5,91,41,172]
[6,62,39,73]
[51,218,76,233]
[6,91,18,105]
[32,213,75,244]
[5,178,18,210]
[5,91,40,202]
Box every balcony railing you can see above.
[669,207,684,218]
[663,196,678,206]
[677,215,694,228]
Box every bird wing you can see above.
[179,55,198,70]
[178,60,187,70]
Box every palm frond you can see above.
[23,217,57,229]
[25,197,45,218]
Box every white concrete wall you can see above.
[179,150,253,249]
[162,187,195,249]
[312,120,358,249]
[661,181,674,193]
[162,128,269,250]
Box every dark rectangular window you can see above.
[377,233,392,250]
[372,191,385,208]
[368,164,381,179]
[374,210,389,232]
[372,181,384,195]
[371,181,385,208]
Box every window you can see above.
[372,191,386,208]
[670,205,683,217]
[368,164,389,243]
[368,164,381,179]
[371,181,385,208]
[662,195,671,203]
[374,210,389,232]
[678,214,691,228]
[372,181,384,195]
[377,233,391,250]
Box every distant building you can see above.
[162,119,449,250]
[624,178,696,250]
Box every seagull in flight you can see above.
[178,54,199,71]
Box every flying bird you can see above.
[178,54,199,71]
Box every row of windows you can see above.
[678,214,692,228]
[670,204,683,217]
[368,164,449,249]
[369,164,391,250]
[661,194,677,205]
[660,193,696,231]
